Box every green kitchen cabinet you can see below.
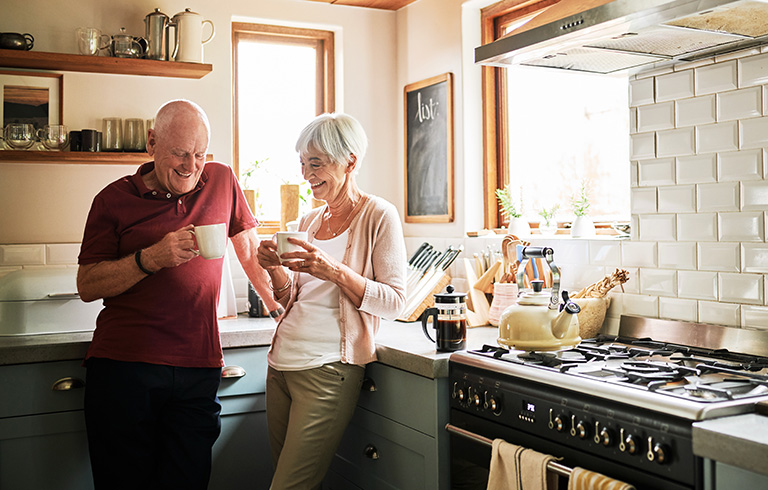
[324,362,450,489]
[0,346,272,490]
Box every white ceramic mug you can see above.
[191,223,227,259]
[275,231,307,264]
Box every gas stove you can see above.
[448,316,768,490]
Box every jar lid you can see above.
[434,285,466,303]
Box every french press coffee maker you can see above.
[421,285,467,352]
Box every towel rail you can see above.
[445,423,573,478]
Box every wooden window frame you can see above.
[232,22,335,234]
[480,0,558,230]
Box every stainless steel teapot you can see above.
[498,247,581,351]
[144,8,173,60]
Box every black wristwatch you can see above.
[268,307,285,318]
[134,250,154,275]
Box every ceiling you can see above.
[304,0,418,10]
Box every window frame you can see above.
[480,0,559,230]
[231,22,335,233]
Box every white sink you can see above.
[0,268,101,336]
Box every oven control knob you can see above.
[576,421,589,439]
[485,394,502,415]
[457,388,466,403]
[472,393,482,408]
[599,427,612,446]
[648,438,670,464]
[623,434,639,455]
[553,415,566,432]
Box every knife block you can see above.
[399,273,451,322]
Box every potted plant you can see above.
[241,157,269,220]
[537,204,560,235]
[495,185,530,236]
[570,180,596,237]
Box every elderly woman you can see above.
[257,112,406,489]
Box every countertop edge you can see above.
[693,414,768,477]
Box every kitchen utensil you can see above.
[75,27,108,56]
[0,32,34,51]
[462,257,490,326]
[421,285,467,352]
[171,8,214,63]
[110,28,147,58]
[123,118,145,151]
[144,8,173,60]
[488,282,518,327]
[36,124,69,150]
[3,123,35,149]
[101,118,122,151]
[473,258,501,294]
[498,247,581,351]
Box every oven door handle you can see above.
[445,423,573,478]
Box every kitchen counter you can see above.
[693,411,768,477]
[0,314,500,378]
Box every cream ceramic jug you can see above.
[497,247,581,351]
[171,8,214,63]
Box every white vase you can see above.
[507,217,530,237]
[571,215,596,238]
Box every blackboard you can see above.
[404,73,454,223]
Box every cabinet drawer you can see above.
[357,363,439,436]
[0,360,86,418]
[330,408,438,490]
[219,347,268,398]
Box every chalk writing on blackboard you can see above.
[404,73,454,223]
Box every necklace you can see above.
[324,194,367,237]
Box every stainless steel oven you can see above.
[447,316,768,490]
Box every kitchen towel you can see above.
[567,467,635,490]
[486,438,559,490]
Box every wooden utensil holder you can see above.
[400,273,452,322]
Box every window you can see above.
[232,23,334,233]
[481,1,630,230]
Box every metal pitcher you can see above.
[144,8,173,60]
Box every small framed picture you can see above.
[0,70,63,129]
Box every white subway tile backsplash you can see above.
[719,212,765,241]
[696,182,739,212]
[631,188,657,214]
[630,107,637,133]
[676,154,717,184]
[640,268,676,296]
[658,185,695,213]
[621,242,657,267]
[656,70,694,102]
[678,270,718,300]
[676,95,715,127]
[46,244,80,265]
[717,86,762,121]
[718,149,763,181]
[589,241,621,265]
[658,242,697,270]
[548,240,589,265]
[719,272,764,305]
[695,61,737,95]
[0,245,45,266]
[630,77,655,106]
[638,214,677,241]
[739,117,768,149]
[696,121,738,154]
[622,293,659,317]
[738,52,768,87]
[698,301,740,326]
[677,213,718,241]
[742,243,768,273]
[741,181,768,211]
[638,102,675,132]
[742,305,768,329]
[699,242,740,272]
[620,268,640,294]
[630,161,639,187]
[715,47,761,64]
[638,158,675,186]
[657,128,695,157]
[631,133,656,160]
[659,297,698,322]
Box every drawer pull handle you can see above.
[52,377,85,391]
[361,377,377,392]
[364,444,379,460]
[222,365,246,378]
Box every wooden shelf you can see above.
[0,49,212,79]
[0,150,150,165]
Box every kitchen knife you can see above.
[407,249,442,292]
[406,244,433,286]
[401,246,462,319]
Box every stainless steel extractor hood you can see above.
[475,0,768,74]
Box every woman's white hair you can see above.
[295,113,368,169]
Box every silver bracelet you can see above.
[270,278,291,293]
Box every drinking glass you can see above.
[4,124,36,150]
[102,118,123,151]
[123,118,145,152]
[76,27,109,56]
[37,124,70,150]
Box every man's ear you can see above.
[146,129,156,156]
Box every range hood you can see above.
[475,0,768,74]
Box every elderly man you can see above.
[77,99,278,490]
